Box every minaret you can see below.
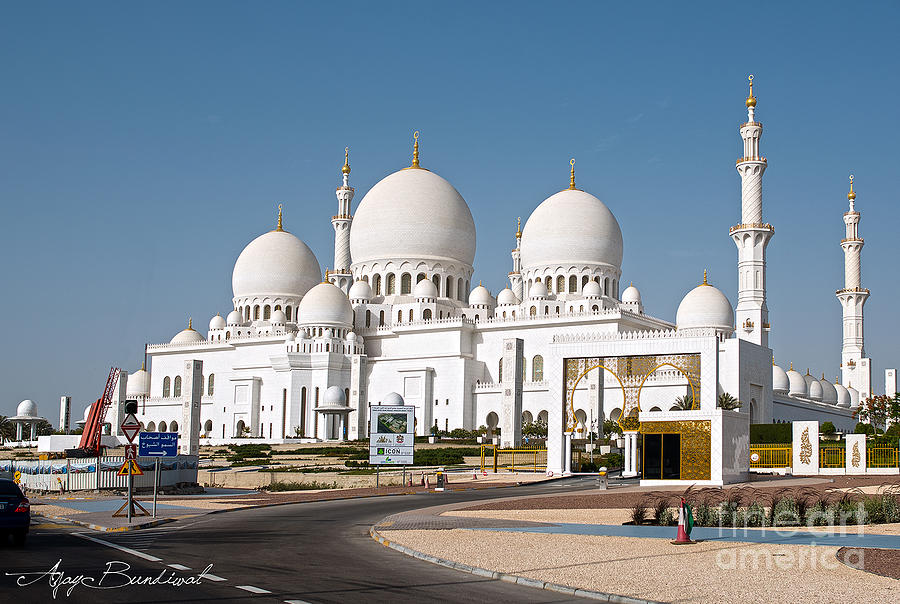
[837,175,871,394]
[509,217,523,301]
[330,147,354,293]
[731,75,774,347]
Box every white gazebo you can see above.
[8,400,45,443]
[315,386,353,441]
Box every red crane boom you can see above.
[76,367,121,455]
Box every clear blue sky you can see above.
[2,2,898,418]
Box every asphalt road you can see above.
[1,477,605,603]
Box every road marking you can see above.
[201,572,227,582]
[73,533,162,562]
[236,585,271,594]
[168,563,192,571]
[285,600,313,604]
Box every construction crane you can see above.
[70,367,121,457]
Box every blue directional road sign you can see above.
[138,432,178,457]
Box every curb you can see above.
[369,525,662,604]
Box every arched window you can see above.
[457,278,464,301]
[408,309,413,322]
[432,274,441,293]
[397,310,403,323]
[159,421,167,433]
[254,305,260,320]
[162,377,171,398]
[603,277,609,296]
[502,311,507,318]
[147,421,156,431]
[204,420,213,435]
[170,420,179,433]
[474,314,479,322]
[362,275,368,282]
[544,306,549,315]
[373,274,382,295]
[379,310,385,326]
[417,273,427,283]
[244,306,250,321]
[498,359,503,382]
[207,374,215,396]
[569,275,577,292]
[446,276,453,299]
[423,309,432,320]
[582,275,589,288]
[226,331,230,339]
[530,306,537,316]
[264,305,271,320]
[365,310,371,327]
[286,306,292,321]
[173,376,182,397]
[274,305,281,312]
[580,305,584,312]
[556,275,565,293]
[401,273,412,294]
[545,276,552,291]
[386,273,396,294]
[532,355,544,381]
[592,305,599,311]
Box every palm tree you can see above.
[717,392,742,410]
[0,415,13,444]
[673,394,694,410]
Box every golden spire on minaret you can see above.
[516,216,522,239]
[276,203,284,231]
[568,158,576,190]
[342,147,351,175]
[745,74,757,108]
[848,174,856,201]
[411,131,421,168]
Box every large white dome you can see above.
[520,188,623,271]
[497,288,518,305]
[819,377,838,404]
[675,279,734,333]
[297,282,353,328]
[126,366,150,397]
[787,367,807,397]
[350,168,476,267]
[773,365,789,392]
[170,321,205,345]
[835,382,851,407]
[232,228,321,300]
[16,399,38,417]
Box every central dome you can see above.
[350,168,476,267]
[520,189,623,270]
[232,229,321,300]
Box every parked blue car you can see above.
[0,479,30,546]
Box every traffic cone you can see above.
[671,497,696,545]
[473,468,478,480]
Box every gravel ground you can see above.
[446,508,633,525]
[380,529,899,603]
[837,547,900,580]
[32,503,89,517]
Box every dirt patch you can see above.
[837,547,900,580]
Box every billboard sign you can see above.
[369,405,415,465]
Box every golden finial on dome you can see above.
[772,355,776,366]
[276,203,284,231]
[323,268,330,283]
[342,147,351,175]
[411,131,420,168]
[848,174,856,201]
[745,74,757,108]
[516,216,522,238]
[701,269,709,286]
[806,368,811,376]
[568,158,576,190]
[835,374,840,384]
[141,360,145,371]
[790,361,794,371]
[188,317,193,330]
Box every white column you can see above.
[16,422,23,441]
[623,432,639,477]
[564,433,572,475]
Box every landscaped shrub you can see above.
[631,501,648,525]
[742,502,766,527]
[692,503,719,527]
[820,421,836,435]
[413,448,464,466]
[266,480,339,491]
[750,423,792,444]
[605,453,624,468]
[772,497,800,526]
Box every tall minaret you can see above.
[330,147,354,293]
[731,75,774,347]
[837,175,871,395]
[509,217,523,301]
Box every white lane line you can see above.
[73,533,162,562]
[236,585,271,594]
[285,600,313,604]
[202,572,227,582]
[168,563,192,571]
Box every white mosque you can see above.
[100,77,895,480]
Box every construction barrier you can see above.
[480,445,546,473]
[0,456,199,491]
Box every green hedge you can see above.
[750,423,792,444]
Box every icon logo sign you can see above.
[121,413,141,443]
[117,460,143,476]
[124,444,138,460]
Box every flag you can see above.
[684,501,694,537]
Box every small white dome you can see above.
[323,386,347,406]
[126,367,150,397]
[382,392,404,405]
[802,373,817,391]
[583,280,602,298]
[271,309,287,324]
[675,279,734,333]
[497,288,519,305]
[820,378,838,404]
[346,331,357,341]
[622,283,641,303]
[847,386,860,407]
[469,284,493,306]
[232,228,321,300]
[349,280,373,300]
[787,368,808,397]
[286,331,296,341]
[16,399,38,417]
[529,280,548,299]
[808,379,823,401]
[414,279,438,299]
[170,321,205,345]
[835,382,851,407]
[298,330,309,339]
[209,314,226,330]
[226,310,243,325]
[773,365,789,392]
[297,282,353,328]
[520,188,623,271]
